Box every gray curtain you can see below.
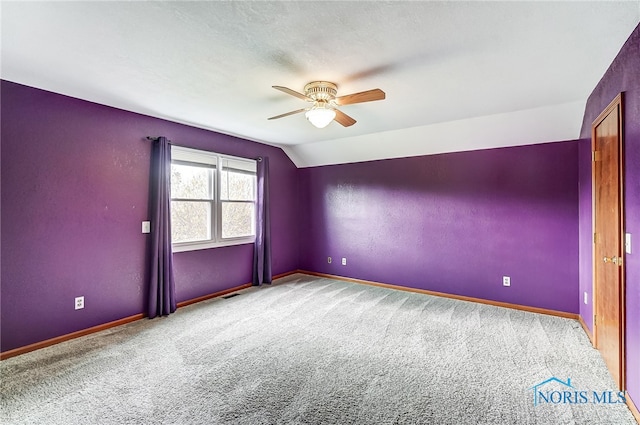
[148,137,177,318]
[253,156,272,285]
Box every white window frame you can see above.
[171,146,257,252]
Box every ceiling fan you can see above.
[268,81,385,128]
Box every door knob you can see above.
[603,256,621,265]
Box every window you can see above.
[170,146,257,252]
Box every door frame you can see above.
[591,92,625,389]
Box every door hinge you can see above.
[593,232,597,244]
[592,151,602,161]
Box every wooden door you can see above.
[592,93,625,390]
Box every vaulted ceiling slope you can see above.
[2,2,639,167]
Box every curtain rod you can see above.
[146,136,262,161]
[146,136,186,149]
[146,136,167,142]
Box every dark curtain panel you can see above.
[148,137,177,318]
[253,156,272,285]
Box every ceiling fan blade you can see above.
[334,109,356,127]
[335,88,385,106]
[267,108,307,120]
[272,86,310,101]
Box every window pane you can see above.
[221,202,254,238]
[221,169,255,201]
[171,201,211,243]
[171,164,212,199]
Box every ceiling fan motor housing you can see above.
[304,81,337,102]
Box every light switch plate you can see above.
[625,233,632,254]
[142,221,151,234]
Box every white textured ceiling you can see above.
[2,1,639,167]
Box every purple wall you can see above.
[1,81,299,352]
[577,138,593,332]
[578,23,640,405]
[298,141,580,314]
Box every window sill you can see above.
[172,238,254,253]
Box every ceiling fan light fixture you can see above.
[305,104,336,128]
[269,81,384,128]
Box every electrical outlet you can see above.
[75,296,84,310]
[584,292,588,305]
[502,276,510,287]
[327,256,332,264]
[341,257,347,266]
[142,221,151,234]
